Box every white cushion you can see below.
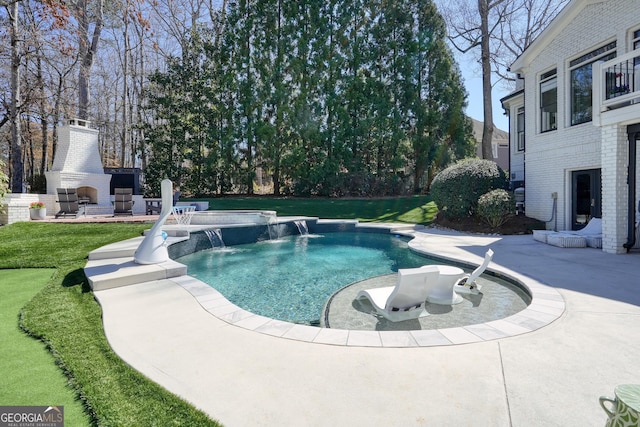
[546,233,587,248]
[586,236,602,248]
[533,229,554,243]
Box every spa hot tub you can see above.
[189,210,277,225]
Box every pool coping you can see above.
[87,221,566,348]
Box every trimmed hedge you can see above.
[430,159,507,219]
[477,189,513,229]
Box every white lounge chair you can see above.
[573,217,602,248]
[532,229,554,243]
[546,233,587,248]
[544,218,602,248]
[356,266,439,322]
[455,249,494,295]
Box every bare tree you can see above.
[439,0,568,160]
[7,0,23,192]
[146,0,205,58]
[440,0,513,161]
[73,0,104,120]
[2,0,70,192]
[494,0,569,82]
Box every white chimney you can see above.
[46,119,113,214]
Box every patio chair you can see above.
[545,233,587,248]
[455,249,494,295]
[423,264,465,305]
[355,266,439,322]
[113,188,134,216]
[55,188,81,218]
[545,217,602,248]
[573,217,602,248]
[532,229,554,243]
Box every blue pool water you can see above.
[178,232,438,324]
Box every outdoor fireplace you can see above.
[77,186,98,204]
[45,119,113,215]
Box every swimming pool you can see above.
[177,232,531,327]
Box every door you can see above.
[571,169,601,230]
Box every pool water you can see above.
[178,232,436,324]
[178,232,532,327]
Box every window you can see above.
[540,69,557,132]
[570,42,616,125]
[516,107,525,151]
[633,29,640,70]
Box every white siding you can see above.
[518,0,640,241]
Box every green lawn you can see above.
[0,223,219,426]
[0,269,89,426]
[192,195,438,224]
[0,196,436,426]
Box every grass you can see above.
[0,269,89,426]
[192,195,438,224]
[0,196,436,426]
[0,223,220,426]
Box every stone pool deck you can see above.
[88,226,640,426]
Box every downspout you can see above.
[623,125,639,251]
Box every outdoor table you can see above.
[145,198,162,215]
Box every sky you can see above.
[457,54,511,132]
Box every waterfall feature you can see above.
[267,215,283,240]
[294,220,309,235]
[205,229,225,248]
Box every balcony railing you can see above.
[595,49,640,111]
[593,49,640,126]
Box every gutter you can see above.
[623,124,640,251]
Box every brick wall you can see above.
[51,123,104,174]
[46,121,113,211]
[517,0,640,252]
[0,194,54,225]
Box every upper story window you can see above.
[570,41,616,126]
[540,69,557,132]
[633,29,640,69]
[516,107,525,151]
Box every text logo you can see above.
[0,406,64,427]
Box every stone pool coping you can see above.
[86,221,565,347]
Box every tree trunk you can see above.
[121,10,129,167]
[479,0,495,161]
[76,0,104,120]
[9,1,23,193]
[37,56,49,176]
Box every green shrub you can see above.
[430,159,507,219]
[477,189,513,229]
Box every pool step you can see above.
[88,237,144,260]
[85,256,187,291]
[88,231,189,260]
[85,228,191,291]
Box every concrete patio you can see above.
[90,226,640,426]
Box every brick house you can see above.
[501,0,640,253]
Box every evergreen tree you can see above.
[141,30,218,196]
[140,0,472,196]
